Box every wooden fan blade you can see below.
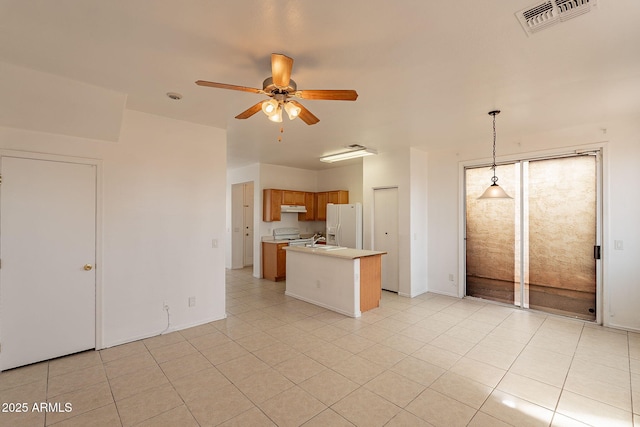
[196,80,262,94]
[235,101,264,119]
[289,100,319,125]
[296,90,358,101]
[271,53,293,88]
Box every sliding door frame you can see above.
[458,142,607,324]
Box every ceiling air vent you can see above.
[516,0,597,36]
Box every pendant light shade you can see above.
[479,183,512,199]
[479,110,512,199]
[267,105,283,123]
[284,101,301,120]
[261,98,279,116]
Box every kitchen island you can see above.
[283,245,386,317]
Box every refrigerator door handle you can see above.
[336,223,341,246]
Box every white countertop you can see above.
[284,245,386,259]
[261,235,319,244]
[261,238,290,244]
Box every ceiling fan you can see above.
[196,53,358,125]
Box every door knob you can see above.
[83,264,93,271]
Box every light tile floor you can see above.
[1,267,639,426]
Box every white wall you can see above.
[0,109,227,348]
[362,148,430,298]
[363,149,412,296]
[427,116,640,331]
[410,148,429,297]
[317,163,363,203]
[0,62,126,142]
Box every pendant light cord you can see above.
[490,110,499,184]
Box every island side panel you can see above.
[285,250,361,317]
[360,255,382,312]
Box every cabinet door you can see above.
[262,242,277,280]
[276,243,288,278]
[263,189,282,222]
[298,192,316,221]
[316,192,328,221]
[327,190,349,204]
[282,190,305,205]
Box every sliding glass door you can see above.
[465,164,518,306]
[465,154,599,321]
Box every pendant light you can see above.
[479,110,512,199]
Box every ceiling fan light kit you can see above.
[320,147,377,163]
[196,53,358,125]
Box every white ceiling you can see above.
[1,0,639,170]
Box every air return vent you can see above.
[516,0,597,36]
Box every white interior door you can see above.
[374,188,399,292]
[243,182,254,266]
[0,156,96,370]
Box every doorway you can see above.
[231,181,254,269]
[0,154,98,370]
[373,187,399,292]
[465,153,600,321]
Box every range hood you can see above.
[281,205,307,213]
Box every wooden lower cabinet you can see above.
[360,255,382,312]
[262,242,287,281]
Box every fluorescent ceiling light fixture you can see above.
[320,147,377,163]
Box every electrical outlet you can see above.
[188,297,196,307]
[212,239,218,248]
[448,274,454,282]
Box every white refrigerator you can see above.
[326,203,363,249]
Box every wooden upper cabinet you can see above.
[315,192,329,221]
[264,188,348,222]
[298,192,316,221]
[263,189,282,222]
[282,190,305,206]
[328,190,349,204]
[315,190,348,221]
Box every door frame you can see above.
[458,142,607,324]
[230,181,254,269]
[0,149,104,349]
